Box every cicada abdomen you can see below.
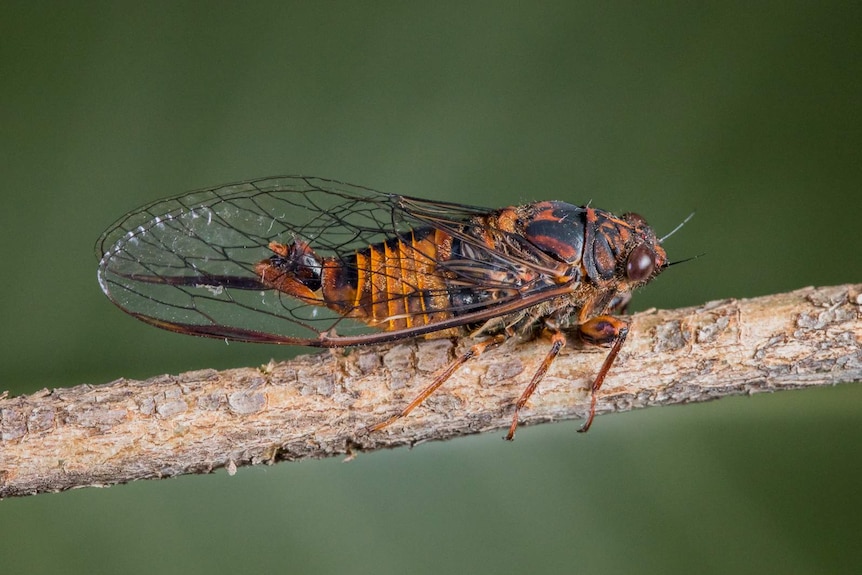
[255,228,456,333]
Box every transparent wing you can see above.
[96,176,574,346]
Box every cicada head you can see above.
[581,209,668,299]
[618,212,667,287]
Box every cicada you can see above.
[97,176,671,439]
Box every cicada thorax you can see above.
[515,201,666,320]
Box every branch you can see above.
[2,284,860,498]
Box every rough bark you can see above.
[1,284,860,499]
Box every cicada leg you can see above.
[576,315,629,433]
[366,334,506,434]
[504,329,566,441]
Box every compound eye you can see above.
[626,244,655,281]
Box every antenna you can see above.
[659,211,695,244]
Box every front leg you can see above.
[576,314,630,432]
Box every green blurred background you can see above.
[2,2,860,574]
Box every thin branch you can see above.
[1,284,860,498]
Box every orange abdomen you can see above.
[326,228,453,331]
[255,228,461,333]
